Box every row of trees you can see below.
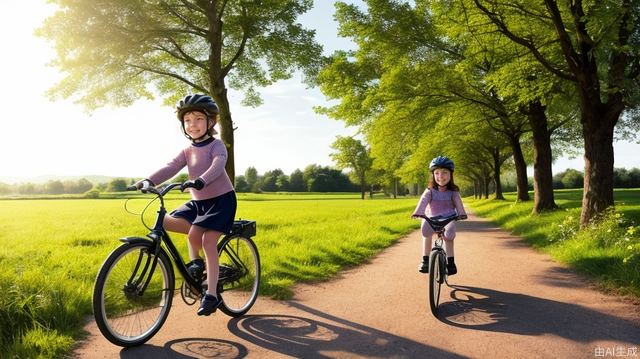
[0,179,94,195]
[234,165,359,193]
[0,178,137,195]
[2,166,638,196]
[0,165,361,195]
[316,0,639,227]
[40,1,638,227]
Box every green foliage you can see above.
[38,0,322,109]
[0,193,416,357]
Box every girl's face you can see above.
[433,168,451,188]
[183,111,212,140]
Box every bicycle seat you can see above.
[425,214,458,231]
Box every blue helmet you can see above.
[176,94,219,120]
[429,156,454,172]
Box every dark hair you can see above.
[428,171,460,192]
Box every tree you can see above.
[330,136,372,199]
[288,169,306,192]
[45,180,65,195]
[261,169,284,192]
[39,0,323,181]
[234,175,249,192]
[469,0,640,226]
[244,167,259,192]
[107,179,128,192]
[561,169,584,189]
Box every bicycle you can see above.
[414,213,465,317]
[92,182,260,347]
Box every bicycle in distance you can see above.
[92,181,260,347]
[414,213,466,317]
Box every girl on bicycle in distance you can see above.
[411,156,467,275]
[135,94,236,316]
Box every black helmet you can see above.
[429,156,455,172]
[176,94,219,120]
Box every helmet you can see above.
[429,156,455,172]
[176,94,219,120]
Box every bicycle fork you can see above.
[123,246,159,298]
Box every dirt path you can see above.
[74,213,640,358]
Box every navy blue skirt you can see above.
[170,191,237,234]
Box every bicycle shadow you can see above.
[227,301,465,358]
[119,338,248,359]
[438,285,640,343]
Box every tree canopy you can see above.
[38,0,323,180]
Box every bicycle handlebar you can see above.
[413,213,467,227]
[127,182,185,196]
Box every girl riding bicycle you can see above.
[135,94,236,316]
[411,156,467,275]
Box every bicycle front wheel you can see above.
[428,249,443,316]
[93,241,175,347]
[217,235,260,317]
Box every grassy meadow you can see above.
[0,192,418,358]
[2,189,639,358]
[465,188,640,299]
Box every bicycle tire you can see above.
[428,249,443,316]
[93,241,175,347]
[217,235,260,317]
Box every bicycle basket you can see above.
[231,220,256,237]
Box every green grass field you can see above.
[0,192,417,358]
[2,189,638,358]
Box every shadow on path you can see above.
[119,338,248,359]
[439,285,640,344]
[227,301,464,358]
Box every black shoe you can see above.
[197,294,221,316]
[186,258,205,281]
[419,260,429,273]
[447,262,457,276]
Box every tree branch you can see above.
[125,62,208,93]
[473,0,576,81]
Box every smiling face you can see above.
[182,111,212,141]
[433,168,452,188]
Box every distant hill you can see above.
[0,175,124,185]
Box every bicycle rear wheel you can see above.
[93,241,174,347]
[217,235,260,317]
[428,249,443,316]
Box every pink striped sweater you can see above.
[148,138,234,200]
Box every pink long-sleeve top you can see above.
[413,188,467,218]
[148,138,234,200]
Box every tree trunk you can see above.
[393,178,398,199]
[508,133,530,201]
[527,101,558,213]
[484,175,490,199]
[580,108,617,226]
[492,147,505,200]
[211,86,235,184]
[359,174,366,200]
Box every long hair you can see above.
[428,171,460,192]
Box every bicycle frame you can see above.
[120,182,202,296]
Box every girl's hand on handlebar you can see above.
[180,178,205,192]
[131,179,154,191]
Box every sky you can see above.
[0,0,638,184]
